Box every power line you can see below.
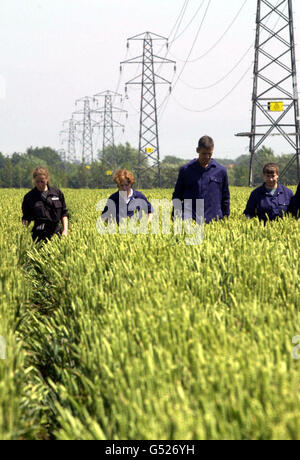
[171,63,252,113]
[172,0,212,86]
[155,0,190,74]
[168,0,206,45]
[177,0,288,91]
[168,0,191,42]
[125,96,140,115]
[119,1,191,122]
[179,43,253,90]
[163,0,286,116]
[113,48,129,106]
[157,0,211,121]
[168,0,249,64]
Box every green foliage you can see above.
[0,191,50,440]
[0,144,299,188]
[2,187,299,440]
[231,146,298,186]
[26,147,62,166]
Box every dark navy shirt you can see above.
[289,182,300,218]
[172,159,230,223]
[244,183,293,222]
[22,186,69,226]
[102,189,153,224]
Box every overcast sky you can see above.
[1,0,300,161]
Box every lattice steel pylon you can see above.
[121,32,176,187]
[242,0,300,186]
[74,96,94,164]
[60,117,77,163]
[58,148,66,163]
[93,91,127,157]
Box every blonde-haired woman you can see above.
[22,167,69,242]
[102,169,153,223]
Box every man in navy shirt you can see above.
[172,135,230,223]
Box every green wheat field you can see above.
[0,187,300,440]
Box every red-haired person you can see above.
[244,163,293,222]
[22,167,69,242]
[102,169,153,224]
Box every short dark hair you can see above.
[263,163,279,175]
[198,135,214,150]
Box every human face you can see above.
[118,179,132,196]
[34,175,48,192]
[197,147,214,168]
[264,170,279,189]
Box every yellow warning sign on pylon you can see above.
[268,102,284,112]
[145,147,154,154]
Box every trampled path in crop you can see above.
[0,187,300,440]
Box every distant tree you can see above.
[77,164,89,188]
[26,147,61,166]
[0,153,5,183]
[0,159,13,187]
[214,158,236,167]
[159,164,181,188]
[1,142,297,189]
[226,166,235,187]
[234,165,249,186]
[99,143,141,171]
[232,146,277,186]
[277,154,298,185]
[162,155,186,166]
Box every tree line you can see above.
[0,144,298,189]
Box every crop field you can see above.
[0,187,300,440]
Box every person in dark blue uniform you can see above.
[244,163,293,222]
[289,182,300,218]
[102,169,153,224]
[172,135,230,223]
[22,167,69,242]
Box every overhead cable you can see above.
[169,0,206,45]
[172,0,212,91]
[179,43,253,90]
[156,0,190,73]
[171,63,252,113]
[169,0,249,64]
[168,0,191,42]
[160,0,285,117]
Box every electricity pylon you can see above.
[60,117,77,162]
[93,90,127,159]
[237,0,300,186]
[58,148,66,163]
[74,96,94,164]
[121,32,176,187]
